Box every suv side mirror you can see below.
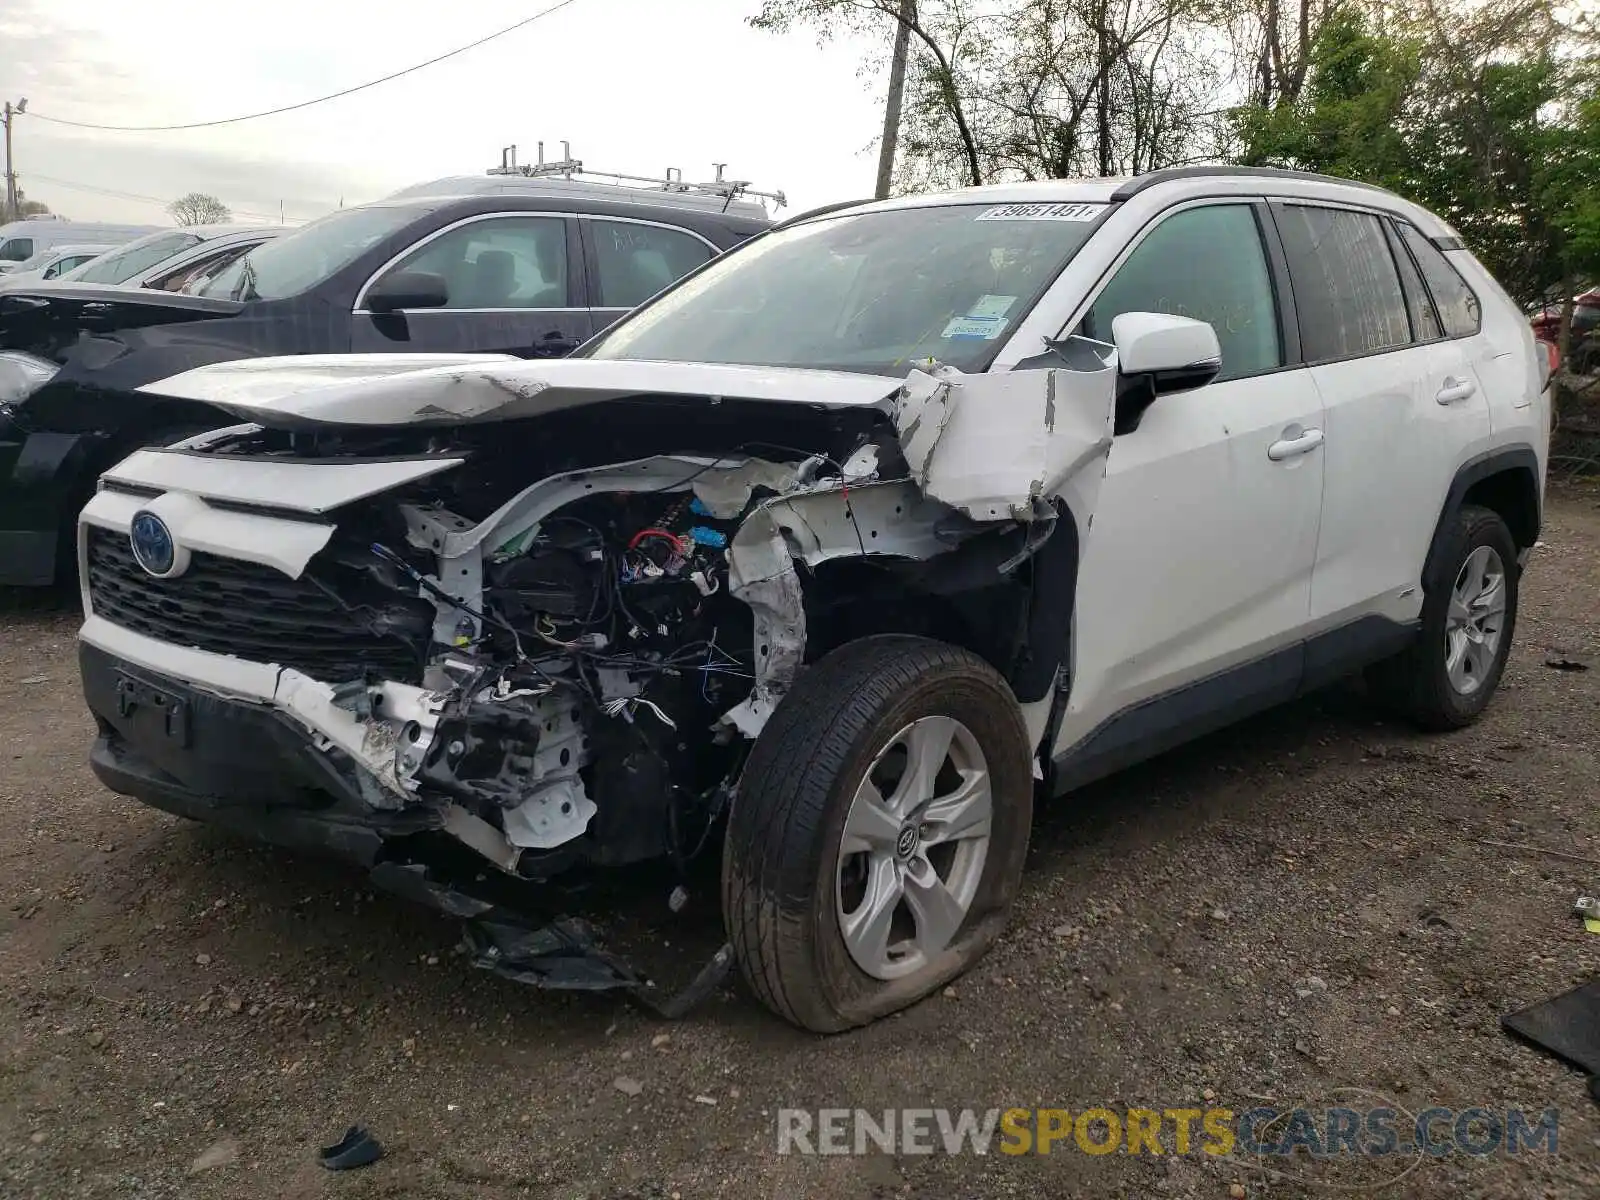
[1110,312,1223,433]
[366,271,449,314]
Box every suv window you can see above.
[1276,205,1410,360]
[378,216,568,310]
[74,231,202,285]
[1395,222,1481,338]
[44,254,96,279]
[1080,204,1282,382]
[1383,222,1443,341]
[0,237,34,262]
[588,220,712,309]
[148,243,255,292]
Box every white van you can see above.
[0,219,161,272]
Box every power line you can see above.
[26,0,584,133]
[25,172,306,224]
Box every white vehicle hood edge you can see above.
[138,356,909,427]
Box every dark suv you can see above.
[0,182,772,585]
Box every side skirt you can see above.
[1049,614,1420,797]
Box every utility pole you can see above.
[874,0,913,200]
[2,98,26,223]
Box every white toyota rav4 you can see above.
[76,167,1551,1031]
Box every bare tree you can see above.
[754,0,1230,190]
[168,192,230,226]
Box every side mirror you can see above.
[366,271,449,314]
[1110,312,1222,433]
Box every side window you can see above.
[1080,204,1282,382]
[1384,222,1443,341]
[1276,205,1410,360]
[588,220,713,309]
[379,216,568,310]
[0,237,34,262]
[1395,222,1481,338]
[149,244,252,292]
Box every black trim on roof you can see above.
[774,198,874,229]
[1431,235,1465,252]
[1109,166,1396,201]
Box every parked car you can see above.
[0,185,770,585]
[1529,287,1600,372]
[71,167,1549,1031]
[0,243,117,291]
[47,224,281,289]
[0,219,160,272]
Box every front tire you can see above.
[1367,504,1519,730]
[722,635,1034,1032]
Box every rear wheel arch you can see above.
[1422,446,1541,592]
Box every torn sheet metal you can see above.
[893,365,1117,521]
[720,478,959,736]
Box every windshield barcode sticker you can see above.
[942,314,1008,340]
[975,202,1104,222]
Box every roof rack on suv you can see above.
[488,142,787,213]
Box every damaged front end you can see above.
[77,356,1115,1010]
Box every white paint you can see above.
[1055,369,1326,755]
[893,366,1116,522]
[143,356,906,428]
[81,485,335,580]
[103,447,466,515]
[139,353,522,407]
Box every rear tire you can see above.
[1366,504,1519,731]
[722,635,1034,1032]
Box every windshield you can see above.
[586,202,1105,375]
[72,231,202,284]
[12,249,56,273]
[197,205,432,301]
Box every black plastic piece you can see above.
[318,1126,384,1171]
[1108,165,1396,202]
[464,916,734,1019]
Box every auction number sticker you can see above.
[975,202,1105,222]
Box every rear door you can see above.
[580,217,717,336]
[350,213,592,358]
[1278,202,1493,644]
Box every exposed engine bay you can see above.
[78,358,1120,1008]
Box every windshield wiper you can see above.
[232,255,261,303]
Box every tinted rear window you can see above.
[1396,222,1481,338]
[1276,205,1411,361]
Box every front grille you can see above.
[86,525,424,684]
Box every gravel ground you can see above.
[1,483,1597,1199]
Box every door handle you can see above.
[1435,376,1476,405]
[1267,427,1325,461]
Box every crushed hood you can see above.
[140,356,909,429]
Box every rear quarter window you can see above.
[1396,222,1481,338]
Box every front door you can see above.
[1050,201,1326,766]
[350,214,592,358]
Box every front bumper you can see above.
[82,640,441,863]
[79,637,734,1015]
[0,428,93,585]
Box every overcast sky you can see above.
[0,0,886,227]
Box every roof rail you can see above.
[1109,165,1395,202]
[775,198,873,228]
[489,141,786,211]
